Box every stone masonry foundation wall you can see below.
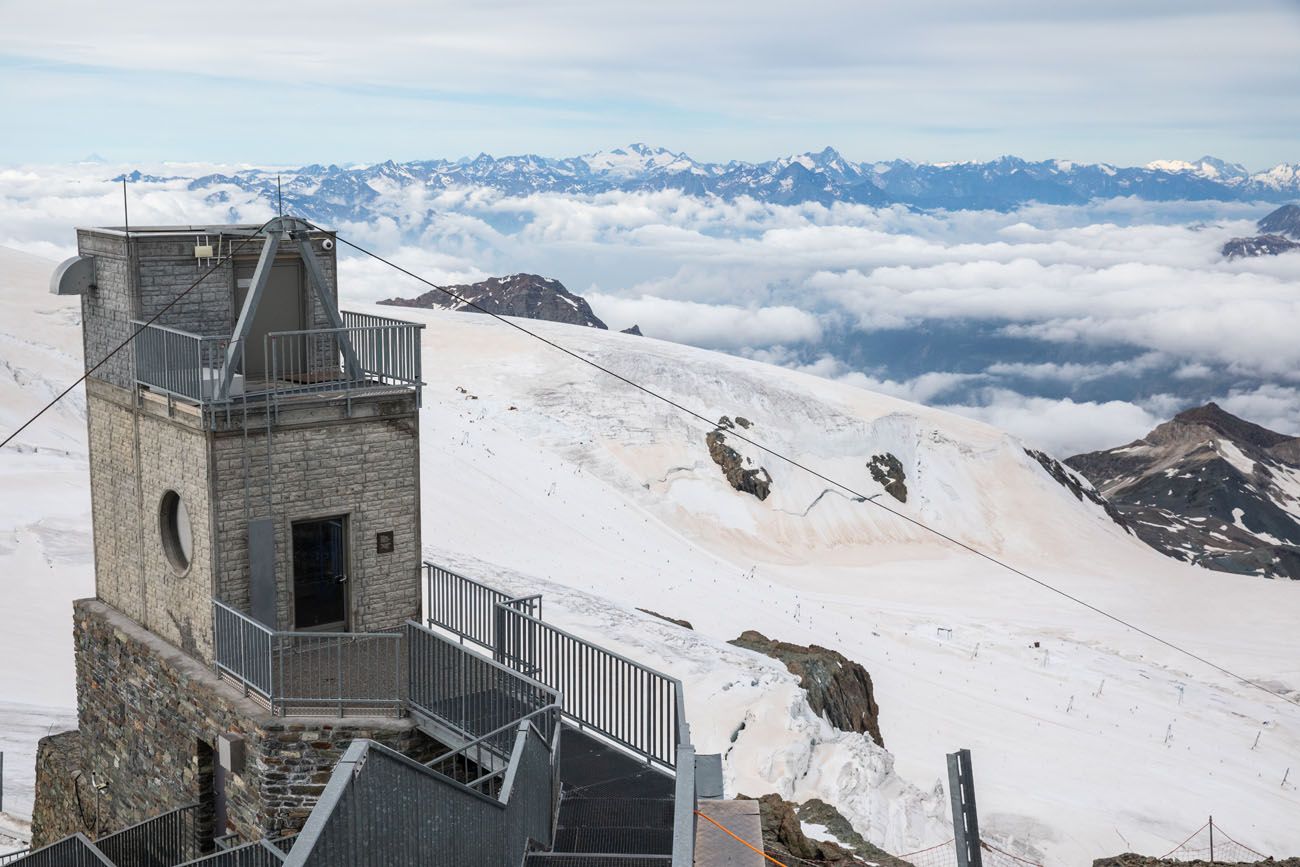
[30,731,91,847]
[54,598,439,848]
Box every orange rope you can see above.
[1159,822,1210,859]
[899,839,955,858]
[693,809,807,867]
[981,840,1044,866]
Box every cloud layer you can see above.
[2,165,1296,455]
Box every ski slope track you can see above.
[2,246,1299,863]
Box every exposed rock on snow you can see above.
[380,273,608,329]
[1219,203,1300,258]
[867,453,908,503]
[707,423,773,501]
[620,324,644,336]
[730,630,884,748]
[736,792,914,866]
[1025,448,1129,530]
[636,608,694,629]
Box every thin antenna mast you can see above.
[122,176,130,236]
[277,174,283,217]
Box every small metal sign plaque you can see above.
[376,531,394,554]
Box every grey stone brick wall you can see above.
[212,395,422,632]
[85,380,216,659]
[41,600,440,847]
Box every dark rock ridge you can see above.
[729,630,884,748]
[1257,202,1300,239]
[736,793,915,867]
[707,416,772,501]
[1068,403,1300,580]
[1222,233,1300,259]
[1220,203,1300,258]
[1024,448,1130,530]
[636,608,693,630]
[379,273,608,329]
[867,453,907,503]
[620,324,643,336]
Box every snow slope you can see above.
[1,248,1298,862]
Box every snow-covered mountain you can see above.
[3,248,1300,863]
[174,146,1300,223]
[1069,404,1300,580]
[1219,203,1300,259]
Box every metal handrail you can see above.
[424,563,541,652]
[212,601,403,716]
[95,802,201,866]
[424,703,562,796]
[494,602,682,768]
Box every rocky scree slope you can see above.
[1068,403,1300,579]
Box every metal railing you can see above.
[94,803,201,867]
[0,834,113,867]
[174,839,286,866]
[132,321,233,405]
[406,620,558,745]
[131,313,422,413]
[424,703,562,796]
[282,727,558,867]
[212,601,404,716]
[495,604,682,769]
[264,317,423,409]
[424,564,542,654]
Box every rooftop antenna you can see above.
[122,175,130,236]
[277,174,284,217]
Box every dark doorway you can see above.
[196,740,224,852]
[234,259,305,380]
[292,516,349,630]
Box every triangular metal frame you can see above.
[216,217,361,401]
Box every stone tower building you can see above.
[33,218,435,849]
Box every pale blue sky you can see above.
[1,0,1298,168]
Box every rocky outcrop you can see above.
[867,453,907,502]
[707,417,772,500]
[1068,403,1300,579]
[1220,203,1300,258]
[1221,233,1300,259]
[380,273,608,329]
[737,793,915,866]
[620,324,643,336]
[729,631,883,747]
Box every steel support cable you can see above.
[0,220,275,451]
[314,223,1300,714]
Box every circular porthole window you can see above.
[159,490,194,575]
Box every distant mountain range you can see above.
[155,145,1300,220]
[1068,404,1300,580]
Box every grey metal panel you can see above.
[50,255,96,296]
[219,226,280,399]
[694,753,723,799]
[671,745,696,867]
[947,748,983,867]
[249,519,277,629]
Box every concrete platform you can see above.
[694,799,765,867]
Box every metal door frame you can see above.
[288,512,352,632]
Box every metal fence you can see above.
[283,729,557,867]
[132,321,233,405]
[495,605,681,769]
[425,704,562,796]
[265,317,423,409]
[0,834,113,867]
[406,620,558,746]
[174,840,287,867]
[212,601,404,716]
[424,563,541,653]
[94,803,201,867]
